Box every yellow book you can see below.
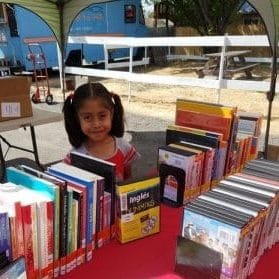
[176,99,236,118]
[116,177,160,243]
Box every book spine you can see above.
[46,201,54,279]
[15,202,25,259]
[72,190,84,266]
[0,212,11,261]
[47,169,93,262]
[96,178,105,248]
[21,204,37,279]
[102,192,111,245]
[58,184,68,277]
[37,202,47,277]
[66,189,73,274]
[67,182,86,265]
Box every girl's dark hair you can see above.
[63,82,125,148]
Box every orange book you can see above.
[175,109,232,141]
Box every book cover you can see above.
[0,207,11,262]
[19,164,67,277]
[166,125,227,184]
[158,145,195,203]
[6,167,59,269]
[69,151,116,235]
[0,256,27,279]
[175,99,236,141]
[159,163,185,207]
[169,143,205,199]
[174,236,223,279]
[47,162,95,263]
[181,206,243,278]
[179,140,215,193]
[116,177,160,243]
[0,200,24,261]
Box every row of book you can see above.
[158,99,263,206]
[0,151,162,279]
[0,151,117,279]
[178,159,279,279]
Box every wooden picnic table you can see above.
[196,50,259,78]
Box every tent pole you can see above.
[57,1,66,102]
[264,44,277,159]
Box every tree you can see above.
[148,0,247,35]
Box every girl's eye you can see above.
[80,114,92,122]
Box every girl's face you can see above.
[77,98,113,143]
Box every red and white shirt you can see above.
[64,137,139,182]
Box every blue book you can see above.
[6,167,60,263]
[0,208,11,262]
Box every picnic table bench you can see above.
[196,50,259,78]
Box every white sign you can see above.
[1,102,21,117]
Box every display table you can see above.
[0,108,63,181]
[60,205,278,279]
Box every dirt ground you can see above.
[36,61,279,144]
[27,61,279,178]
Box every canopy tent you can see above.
[0,0,110,98]
[248,0,279,157]
[0,0,278,156]
[0,0,109,49]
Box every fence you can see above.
[65,35,278,101]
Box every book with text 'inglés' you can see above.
[116,177,160,243]
[69,151,117,232]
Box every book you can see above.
[69,151,116,235]
[158,145,195,203]
[169,143,205,198]
[47,162,96,262]
[0,196,24,261]
[0,182,49,279]
[116,177,160,243]
[0,206,11,263]
[6,166,58,278]
[175,99,236,141]
[181,205,246,278]
[166,124,227,184]
[0,256,27,279]
[174,236,223,279]
[19,165,68,277]
[179,140,215,193]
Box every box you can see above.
[0,76,33,121]
[267,144,279,161]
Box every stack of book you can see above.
[158,99,263,205]
[177,158,279,279]
[0,151,117,278]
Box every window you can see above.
[124,5,136,23]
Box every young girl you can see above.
[63,82,138,182]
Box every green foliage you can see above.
[148,0,246,35]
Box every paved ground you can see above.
[1,72,278,179]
